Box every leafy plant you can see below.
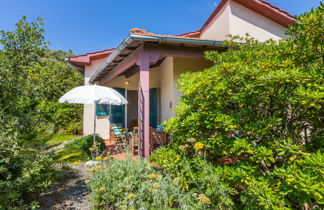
[0,134,57,209]
[155,3,324,209]
[87,155,203,209]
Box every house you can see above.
[67,0,294,157]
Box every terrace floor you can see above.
[103,139,138,160]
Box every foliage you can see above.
[0,16,82,208]
[156,3,324,209]
[151,147,236,209]
[53,135,104,163]
[87,155,205,210]
[0,134,57,209]
[0,16,83,138]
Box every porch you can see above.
[85,35,223,157]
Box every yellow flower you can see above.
[103,157,109,161]
[89,147,94,151]
[228,125,237,129]
[194,142,204,151]
[95,165,101,169]
[85,179,91,183]
[73,161,80,165]
[309,103,315,107]
[301,101,307,104]
[152,182,161,188]
[246,131,252,135]
[99,187,105,191]
[95,156,102,161]
[148,174,162,180]
[127,193,136,199]
[197,194,211,205]
[148,174,158,179]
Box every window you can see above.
[96,104,109,116]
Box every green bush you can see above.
[154,3,324,209]
[0,135,57,209]
[53,135,104,162]
[151,147,236,209]
[87,155,208,209]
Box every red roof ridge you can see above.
[69,48,114,59]
[130,28,206,40]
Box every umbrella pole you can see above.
[93,103,96,144]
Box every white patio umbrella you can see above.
[59,84,128,143]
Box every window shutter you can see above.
[110,88,126,127]
[96,104,109,116]
[149,88,158,128]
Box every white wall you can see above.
[83,57,110,139]
[200,1,231,41]
[200,0,287,41]
[84,58,106,85]
[229,1,287,41]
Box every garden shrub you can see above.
[153,3,324,209]
[151,147,236,209]
[54,134,104,162]
[0,135,57,209]
[87,155,215,210]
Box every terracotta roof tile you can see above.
[130,28,209,41]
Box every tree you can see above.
[0,16,83,137]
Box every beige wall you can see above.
[158,57,213,123]
[200,0,287,41]
[229,1,287,41]
[200,1,231,41]
[173,58,213,104]
[159,57,174,122]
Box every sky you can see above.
[0,0,321,55]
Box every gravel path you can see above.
[38,163,91,210]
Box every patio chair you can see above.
[110,124,129,153]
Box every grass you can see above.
[44,134,78,149]
[52,135,104,163]
[54,151,85,162]
[29,133,78,149]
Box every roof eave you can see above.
[89,34,224,83]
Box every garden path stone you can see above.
[38,163,91,210]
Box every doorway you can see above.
[127,90,138,130]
